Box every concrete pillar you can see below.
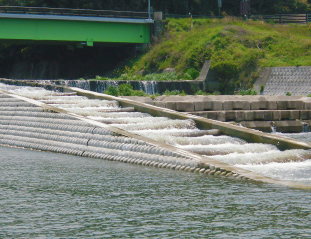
[154,12,163,37]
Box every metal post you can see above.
[148,0,151,19]
[218,0,222,17]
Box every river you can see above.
[1,145,311,238]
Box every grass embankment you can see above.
[133,18,311,94]
[94,18,311,95]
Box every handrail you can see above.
[0,6,150,19]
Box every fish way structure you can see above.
[0,81,311,189]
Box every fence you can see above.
[163,13,223,19]
[251,14,311,24]
[0,6,150,19]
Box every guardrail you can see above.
[0,6,150,19]
[251,14,311,24]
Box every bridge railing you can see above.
[0,6,150,19]
[251,14,310,24]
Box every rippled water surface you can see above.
[1,146,311,238]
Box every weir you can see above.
[0,81,311,189]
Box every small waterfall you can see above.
[303,122,309,132]
[270,121,277,133]
[94,80,119,93]
[139,81,158,95]
[63,80,90,90]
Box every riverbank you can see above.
[110,18,311,94]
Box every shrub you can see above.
[119,84,134,96]
[163,90,181,96]
[237,89,257,95]
[260,84,265,92]
[104,85,119,96]
[286,91,292,96]
[195,90,206,95]
[185,68,200,79]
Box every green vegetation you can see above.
[126,18,311,94]
[104,84,148,97]
[95,72,195,81]
[237,89,258,95]
[286,91,292,96]
[260,84,265,93]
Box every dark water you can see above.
[1,146,311,238]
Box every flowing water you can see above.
[1,83,311,237]
[1,83,311,184]
[1,145,311,238]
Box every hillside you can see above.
[130,18,311,94]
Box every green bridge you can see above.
[0,6,153,46]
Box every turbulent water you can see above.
[1,83,311,184]
[1,146,311,238]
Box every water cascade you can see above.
[36,80,159,95]
[0,82,311,186]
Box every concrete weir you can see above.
[0,82,311,189]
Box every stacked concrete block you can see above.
[275,121,303,133]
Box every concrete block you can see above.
[203,100,213,110]
[165,101,177,110]
[225,111,236,121]
[240,121,272,133]
[254,111,272,121]
[232,101,243,110]
[299,110,311,120]
[176,102,194,112]
[275,121,303,133]
[277,101,287,110]
[289,110,299,120]
[242,101,251,110]
[244,111,255,121]
[235,111,245,121]
[194,101,204,111]
[287,101,303,110]
[304,102,311,110]
[217,111,226,122]
[280,111,289,120]
[259,101,268,110]
[267,101,277,110]
[206,111,217,120]
[272,111,282,121]
[250,101,260,110]
[223,101,233,110]
[154,101,166,108]
[212,101,223,111]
